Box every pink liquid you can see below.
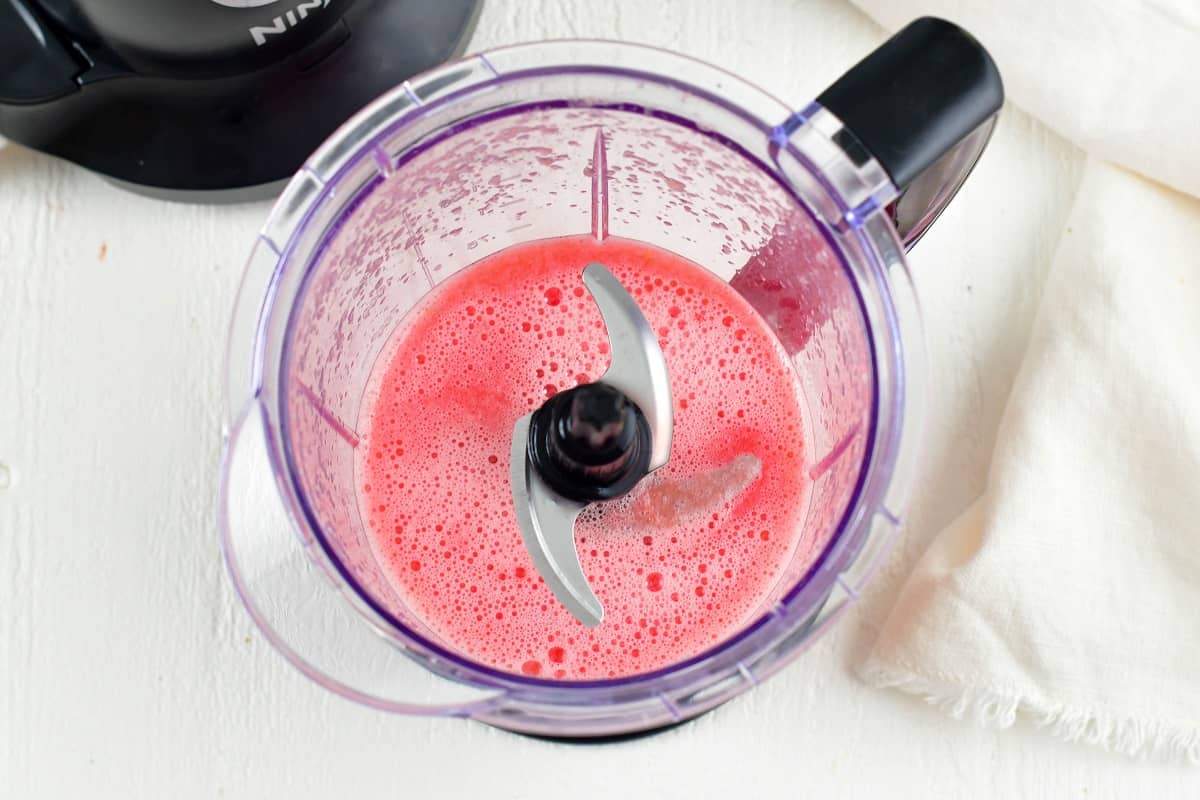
[357,235,819,680]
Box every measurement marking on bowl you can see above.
[413,242,435,286]
[590,128,609,242]
[399,207,435,288]
[296,381,359,447]
[505,223,533,234]
[807,423,860,481]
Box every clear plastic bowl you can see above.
[219,40,926,737]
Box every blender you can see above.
[220,17,1003,736]
[0,0,481,200]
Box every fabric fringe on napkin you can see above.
[863,663,1200,763]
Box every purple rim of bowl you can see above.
[261,49,898,697]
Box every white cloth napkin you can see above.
[846,0,1200,762]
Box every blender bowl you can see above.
[220,19,1002,736]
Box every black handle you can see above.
[817,17,1003,192]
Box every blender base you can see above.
[489,713,709,744]
[0,0,482,202]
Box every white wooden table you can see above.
[2,1,1197,796]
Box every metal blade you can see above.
[510,414,601,627]
[583,263,673,471]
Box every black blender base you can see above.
[489,711,710,745]
[103,175,291,204]
[0,0,482,203]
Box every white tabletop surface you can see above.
[2,0,1197,797]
